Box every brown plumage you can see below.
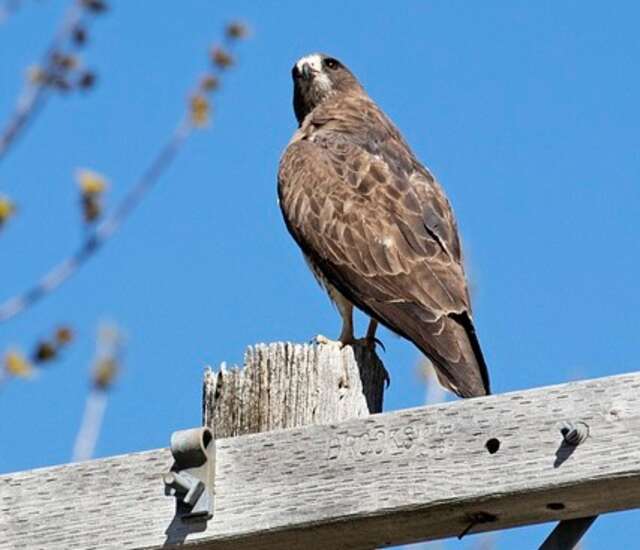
[278,53,490,398]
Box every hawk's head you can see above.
[291,53,362,125]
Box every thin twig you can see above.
[0,324,74,388]
[72,388,107,461]
[72,321,123,461]
[0,24,246,321]
[0,74,50,159]
[0,1,86,162]
[0,121,191,322]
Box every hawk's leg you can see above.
[337,297,355,344]
[351,318,386,351]
[313,293,355,347]
[313,303,390,387]
[362,318,385,351]
[366,319,378,340]
[315,306,385,352]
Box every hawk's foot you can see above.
[311,334,381,350]
[348,336,386,353]
[312,334,359,349]
[312,334,342,347]
[311,335,390,387]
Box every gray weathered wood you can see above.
[203,341,387,438]
[2,371,640,549]
[201,341,386,550]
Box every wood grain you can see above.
[2,370,640,549]
[203,341,387,437]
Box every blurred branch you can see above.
[0,22,247,322]
[71,389,107,461]
[72,321,122,462]
[0,123,187,321]
[0,0,105,164]
[0,194,17,230]
[0,324,73,387]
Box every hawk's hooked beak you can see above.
[300,62,313,81]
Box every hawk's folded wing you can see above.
[278,130,490,398]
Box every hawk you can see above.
[277,53,490,398]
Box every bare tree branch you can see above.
[0,26,246,322]
[72,322,123,462]
[0,121,190,322]
[0,0,103,163]
[0,324,74,387]
[71,389,107,461]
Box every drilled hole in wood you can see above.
[547,502,565,511]
[485,438,500,454]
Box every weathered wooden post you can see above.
[202,341,388,438]
[201,341,387,550]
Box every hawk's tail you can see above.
[426,311,490,398]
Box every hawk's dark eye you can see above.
[323,58,340,70]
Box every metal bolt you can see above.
[560,421,589,445]
[163,471,206,509]
[164,471,190,493]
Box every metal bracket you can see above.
[163,427,215,521]
[539,516,597,549]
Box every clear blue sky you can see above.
[1,1,639,548]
